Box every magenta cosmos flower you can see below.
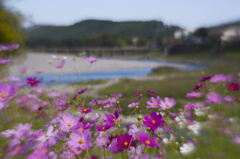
[226,82,239,91]
[68,130,92,150]
[78,107,92,114]
[138,132,160,147]
[59,114,79,132]
[193,83,203,90]
[0,82,17,103]
[143,112,165,131]
[26,77,40,87]
[116,133,136,150]
[186,92,203,98]
[200,75,211,82]
[159,97,176,110]
[87,56,97,63]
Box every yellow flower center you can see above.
[15,147,21,151]
[42,149,47,153]
[124,142,128,146]
[67,123,72,126]
[145,140,150,144]
[101,127,105,130]
[73,150,78,154]
[79,139,84,144]
[166,104,170,107]
[44,134,49,137]
[153,103,157,106]
[79,127,84,131]
[0,93,7,98]
[83,109,87,112]
[112,119,116,122]
[151,120,156,124]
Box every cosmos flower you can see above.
[111,93,122,97]
[159,97,176,110]
[55,60,65,68]
[146,96,161,108]
[87,56,97,63]
[116,133,136,150]
[26,77,40,87]
[128,102,139,108]
[146,89,158,95]
[36,125,58,144]
[68,130,92,150]
[206,92,223,103]
[186,92,203,98]
[180,140,196,155]
[138,132,160,147]
[143,112,165,131]
[0,82,17,103]
[128,145,144,159]
[226,82,239,91]
[78,107,92,114]
[7,76,20,83]
[200,75,211,82]
[210,74,233,83]
[187,122,201,135]
[193,83,203,90]
[78,88,87,94]
[0,58,11,64]
[59,114,79,132]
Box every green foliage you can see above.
[0,1,25,45]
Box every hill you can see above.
[26,19,180,47]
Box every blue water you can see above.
[22,59,208,86]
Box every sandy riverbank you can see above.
[9,52,165,75]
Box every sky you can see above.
[7,0,240,30]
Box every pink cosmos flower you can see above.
[68,130,92,150]
[146,96,161,108]
[210,74,233,83]
[143,112,165,131]
[78,107,92,114]
[19,66,27,73]
[111,93,122,97]
[0,82,17,103]
[138,132,160,147]
[134,92,142,96]
[36,125,58,144]
[128,145,144,159]
[59,114,79,132]
[87,56,97,63]
[186,92,203,98]
[206,92,223,103]
[7,76,20,83]
[77,122,93,132]
[128,102,139,108]
[0,58,11,64]
[0,43,19,51]
[55,60,65,68]
[159,97,176,110]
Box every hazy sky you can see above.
[7,0,240,30]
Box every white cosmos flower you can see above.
[188,122,201,135]
[180,142,195,154]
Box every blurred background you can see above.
[1,0,240,55]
